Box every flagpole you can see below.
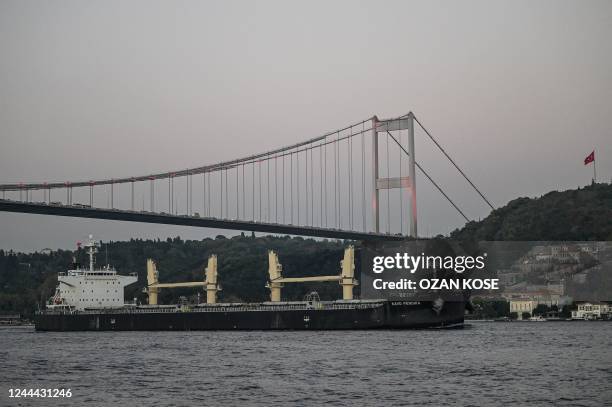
[593,149,597,183]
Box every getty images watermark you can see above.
[361,240,496,301]
[371,251,497,291]
[361,240,611,303]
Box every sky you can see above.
[1,0,611,252]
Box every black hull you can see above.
[35,301,464,331]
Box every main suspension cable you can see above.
[386,131,470,222]
[413,115,495,210]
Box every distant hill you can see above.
[451,183,612,241]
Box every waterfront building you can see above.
[509,299,538,319]
[571,302,611,320]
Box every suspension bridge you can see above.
[0,112,494,241]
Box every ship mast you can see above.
[84,234,98,272]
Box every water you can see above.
[1,322,611,406]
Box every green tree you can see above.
[533,304,550,316]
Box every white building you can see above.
[506,288,564,320]
[509,299,539,319]
[571,302,611,320]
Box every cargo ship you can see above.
[35,237,465,331]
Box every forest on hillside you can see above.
[451,183,612,241]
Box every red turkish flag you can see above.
[584,151,595,165]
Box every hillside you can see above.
[451,183,612,241]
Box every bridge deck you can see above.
[0,199,404,241]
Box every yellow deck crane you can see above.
[146,255,220,305]
[266,246,357,302]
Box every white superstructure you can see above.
[47,236,137,311]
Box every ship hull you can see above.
[35,301,464,331]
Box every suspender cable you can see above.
[259,161,262,222]
[305,146,308,226]
[386,133,390,234]
[251,162,254,221]
[275,157,278,223]
[325,139,328,228]
[297,149,300,225]
[338,134,342,228]
[319,141,323,227]
[399,128,403,235]
[282,154,285,224]
[349,126,353,230]
[334,132,338,228]
[290,151,293,224]
[362,122,366,232]
[267,158,270,222]
[310,145,313,227]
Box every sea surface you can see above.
[1,322,611,407]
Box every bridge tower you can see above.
[371,113,417,238]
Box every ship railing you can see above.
[38,302,384,315]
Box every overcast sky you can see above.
[1,0,611,252]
